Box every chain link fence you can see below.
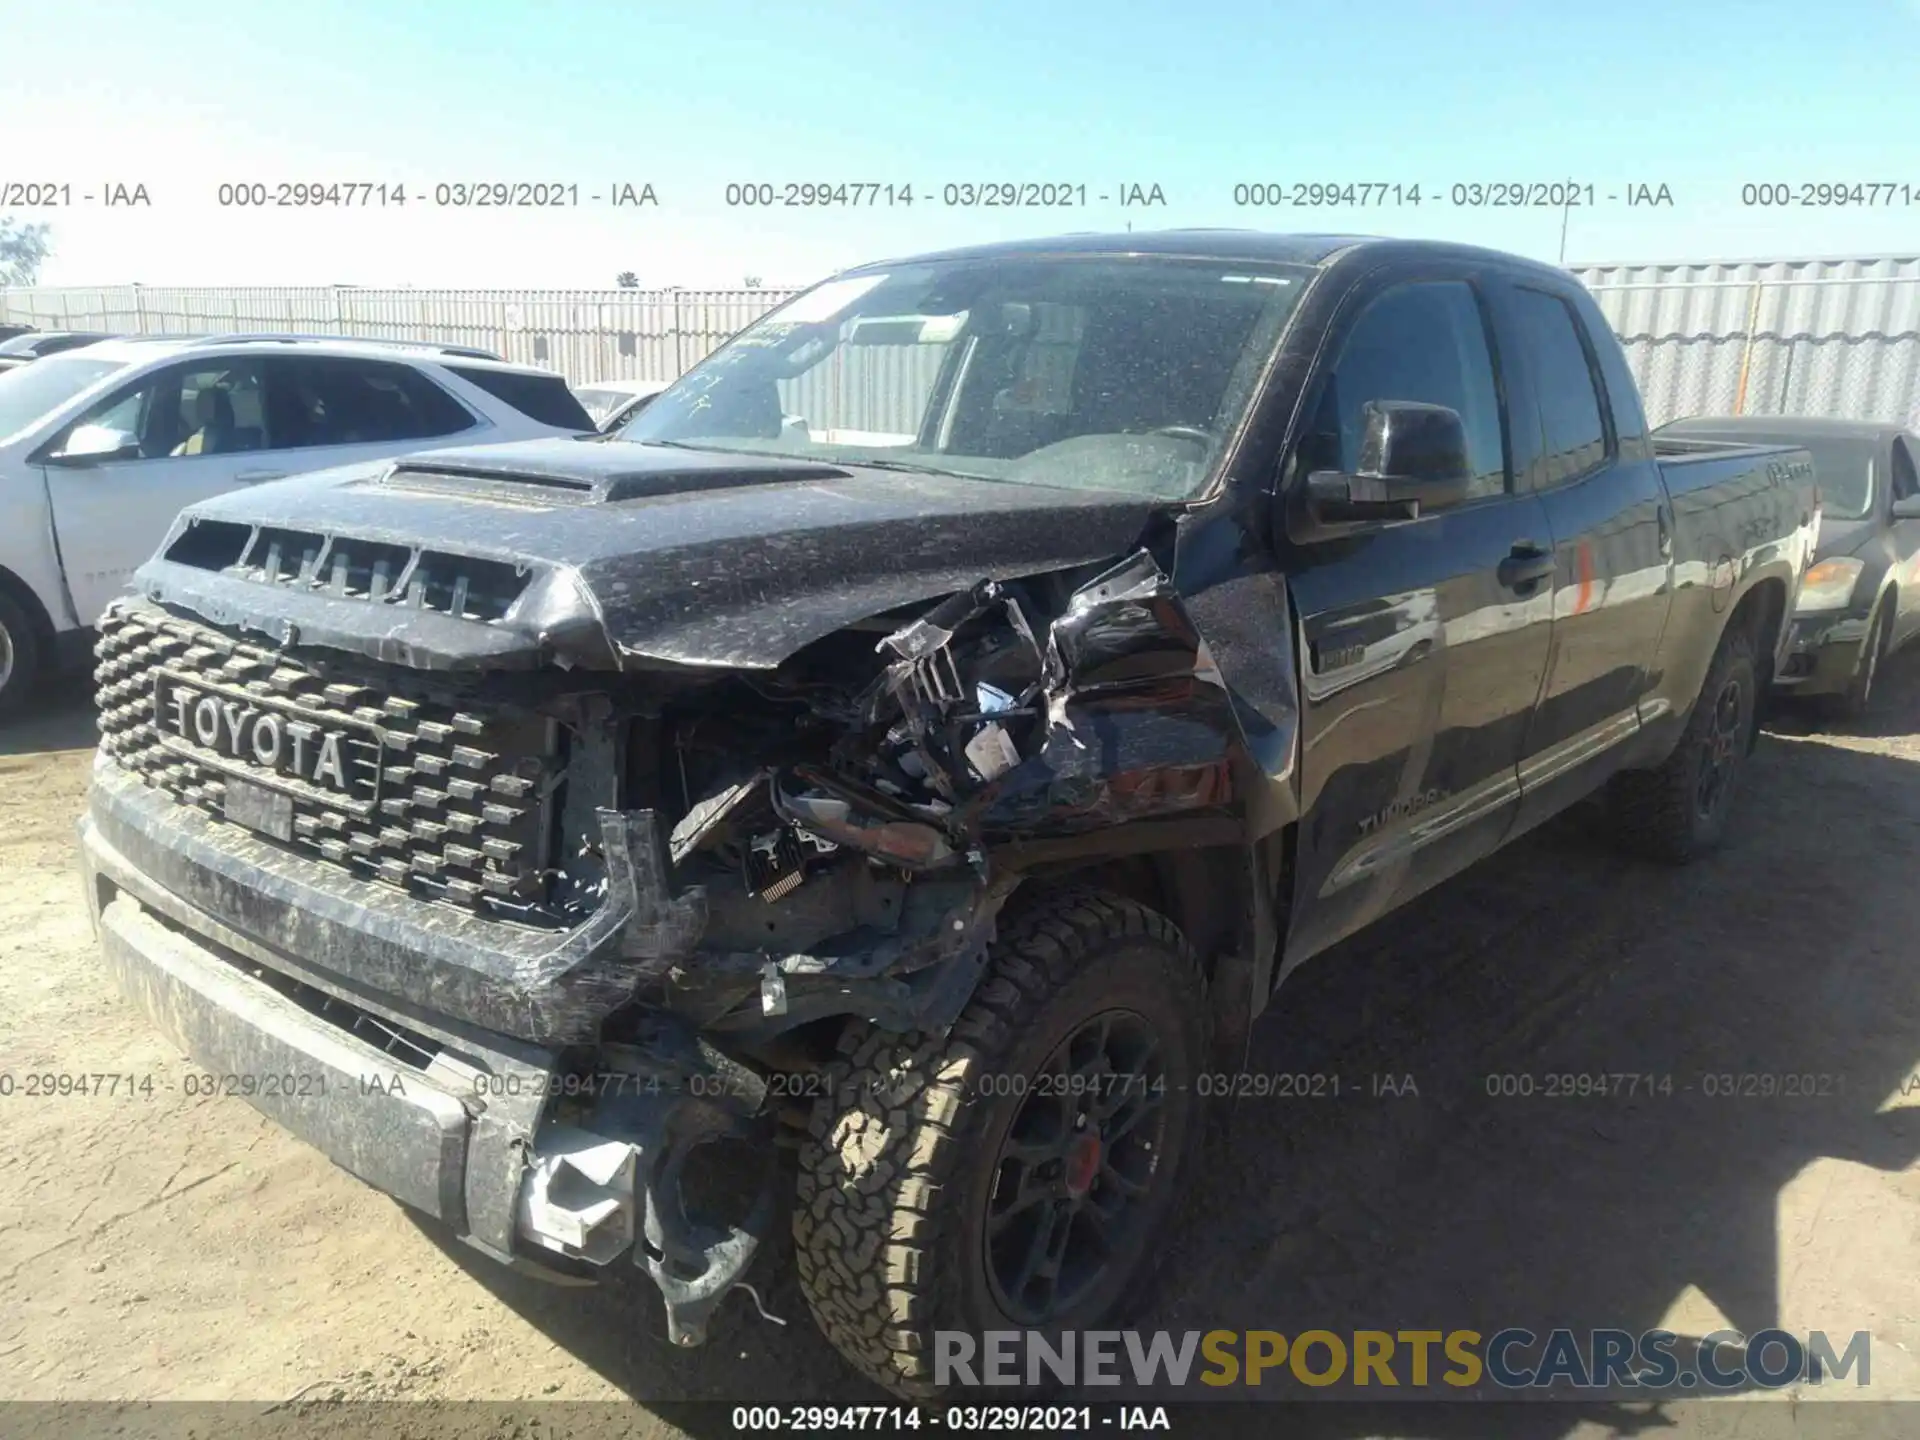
[1571,257,1920,431]
[6,262,1920,430]
[0,284,804,385]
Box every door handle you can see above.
[1497,543,1556,589]
[233,470,286,485]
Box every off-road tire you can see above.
[793,889,1209,1399]
[0,591,42,719]
[1608,621,1758,864]
[1819,599,1891,724]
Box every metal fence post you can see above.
[132,282,147,334]
[1733,280,1765,415]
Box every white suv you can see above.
[0,334,596,712]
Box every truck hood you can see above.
[135,438,1163,671]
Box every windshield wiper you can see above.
[841,457,949,475]
[845,456,1020,485]
[590,434,723,449]
[593,436,996,482]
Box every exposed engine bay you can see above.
[603,547,1243,1044]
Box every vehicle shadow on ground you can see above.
[414,652,1920,1438]
[0,676,98,757]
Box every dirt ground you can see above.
[3,651,1920,1440]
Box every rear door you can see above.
[39,358,275,625]
[256,355,481,476]
[1281,267,1557,962]
[1494,279,1673,831]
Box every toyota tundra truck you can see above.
[79,232,1818,1397]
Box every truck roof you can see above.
[845,229,1581,281]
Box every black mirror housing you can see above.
[1303,400,1476,526]
[1358,400,1472,491]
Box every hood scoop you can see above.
[163,519,534,623]
[367,442,852,506]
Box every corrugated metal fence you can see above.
[1568,255,1920,431]
[6,258,1920,431]
[0,285,804,384]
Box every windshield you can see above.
[0,355,126,444]
[1661,425,1877,520]
[613,256,1313,500]
[1791,438,1876,520]
[575,386,633,426]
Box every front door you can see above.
[1280,272,1557,967]
[41,358,276,626]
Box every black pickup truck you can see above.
[81,232,1818,1397]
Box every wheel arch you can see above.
[1733,573,1789,689]
[1725,574,1787,750]
[1871,578,1898,637]
[0,564,58,665]
[1006,827,1281,1070]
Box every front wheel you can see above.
[792,890,1209,1398]
[1608,622,1758,864]
[0,592,42,718]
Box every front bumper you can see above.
[81,754,699,1047]
[80,769,775,1346]
[1771,609,1871,697]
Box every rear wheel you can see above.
[792,889,1209,1398]
[0,592,42,718]
[1608,622,1757,864]
[1820,600,1891,723]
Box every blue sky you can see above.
[4,0,1919,287]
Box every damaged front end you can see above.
[627,548,1250,1043]
[88,525,1266,1346]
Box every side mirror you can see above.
[46,422,141,466]
[1891,496,1920,520]
[1304,400,1475,525]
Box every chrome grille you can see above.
[95,603,556,919]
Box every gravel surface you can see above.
[3,654,1918,1438]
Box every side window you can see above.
[1581,297,1651,457]
[77,387,147,444]
[446,365,595,431]
[1890,438,1918,503]
[1511,288,1609,486]
[1304,281,1508,500]
[267,357,476,449]
[63,360,269,459]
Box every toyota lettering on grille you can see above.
[151,670,382,809]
